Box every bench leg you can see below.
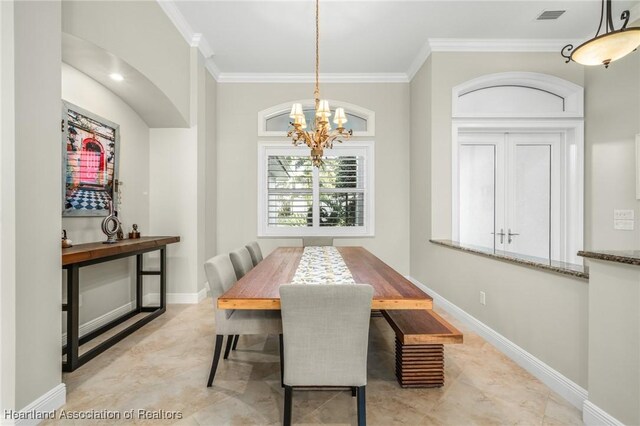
[395,337,444,388]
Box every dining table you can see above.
[217,246,432,311]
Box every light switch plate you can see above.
[614,219,635,230]
[614,209,635,220]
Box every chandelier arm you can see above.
[606,0,614,33]
[561,44,574,63]
[621,10,630,30]
[595,0,605,37]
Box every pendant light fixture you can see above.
[287,0,352,167]
[562,0,640,68]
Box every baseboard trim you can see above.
[583,400,624,426]
[143,288,207,305]
[61,302,133,346]
[407,276,588,410]
[60,287,208,345]
[13,383,66,426]
[197,287,208,302]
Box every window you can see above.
[258,100,375,137]
[452,72,584,264]
[258,143,374,237]
[265,109,368,133]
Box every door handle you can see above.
[508,229,519,244]
[491,228,505,244]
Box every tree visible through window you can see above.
[260,145,373,237]
[318,156,364,227]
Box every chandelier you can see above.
[287,0,352,167]
[562,0,640,68]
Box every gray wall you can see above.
[410,56,432,272]
[13,0,62,409]
[0,0,16,413]
[588,260,640,425]
[216,83,411,273]
[409,52,590,388]
[205,72,218,262]
[583,50,640,423]
[584,52,640,250]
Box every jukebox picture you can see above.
[62,101,119,217]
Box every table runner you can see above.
[290,246,356,285]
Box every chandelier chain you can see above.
[287,0,352,167]
[315,0,320,104]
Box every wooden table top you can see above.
[218,246,433,310]
[62,236,180,266]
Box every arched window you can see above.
[257,100,375,237]
[258,100,375,137]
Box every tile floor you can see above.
[53,299,583,425]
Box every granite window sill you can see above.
[430,239,589,280]
[578,250,640,266]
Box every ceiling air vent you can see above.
[536,10,566,20]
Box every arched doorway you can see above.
[79,137,105,185]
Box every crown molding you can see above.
[216,73,409,84]
[191,33,214,59]
[158,0,584,85]
[428,38,579,52]
[405,38,582,82]
[157,0,194,46]
[157,0,220,80]
[205,59,221,80]
[406,40,432,81]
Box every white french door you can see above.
[457,131,562,260]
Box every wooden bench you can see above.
[381,309,463,388]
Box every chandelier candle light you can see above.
[562,0,640,68]
[287,0,352,167]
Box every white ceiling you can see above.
[169,0,640,79]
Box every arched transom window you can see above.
[258,99,375,137]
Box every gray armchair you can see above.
[280,284,373,426]
[229,246,254,280]
[245,241,263,266]
[204,254,282,386]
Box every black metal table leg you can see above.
[65,265,80,372]
[136,254,143,312]
[160,248,167,309]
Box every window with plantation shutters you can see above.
[267,156,313,227]
[318,156,365,227]
[258,143,374,237]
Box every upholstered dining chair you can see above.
[280,284,373,426]
[229,247,254,280]
[245,241,263,267]
[302,237,334,247]
[204,254,282,387]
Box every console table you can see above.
[62,236,180,372]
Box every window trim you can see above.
[257,141,375,238]
[257,100,376,137]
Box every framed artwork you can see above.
[61,101,120,217]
